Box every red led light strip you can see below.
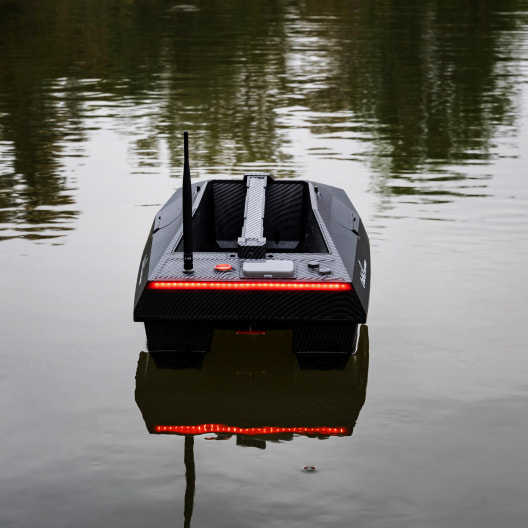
[154,424,350,435]
[148,281,351,291]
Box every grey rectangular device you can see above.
[242,259,295,278]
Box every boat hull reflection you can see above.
[135,325,369,443]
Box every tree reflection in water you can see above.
[0,0,523,239]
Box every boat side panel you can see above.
[351,220,371,316]
[314,183,369,320]
[134,227,153,310]
[133,189,183,312]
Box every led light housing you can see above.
[147,281,352,291]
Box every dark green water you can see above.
[1,1,528,526]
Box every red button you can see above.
[215,263,232,271]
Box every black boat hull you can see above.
[134,176,370,353]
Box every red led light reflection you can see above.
[148,281,352,291]
[154,424,350,436]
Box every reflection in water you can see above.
[1,0,526,239]
[135,326,369,440]
[183,436,195,528]
[135,325,369,525]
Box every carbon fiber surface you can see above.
[152,253,350,281]
[237,243,266,259]
[142,320,363,354]
[136,288,366,323]
[264,182,304,245]
[292,322,358,354]
[213,181,246,245]
[144,322,213,352]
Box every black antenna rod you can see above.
[183,131,193,272]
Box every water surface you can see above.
[1,1,528,526]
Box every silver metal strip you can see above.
[239,174,268,243]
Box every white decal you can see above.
[358,259,367,288]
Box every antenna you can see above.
[182,131,193,272]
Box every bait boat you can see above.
[133,133,370,353]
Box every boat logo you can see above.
[358,259,367,288]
